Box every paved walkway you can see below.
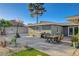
[4,34,79,56]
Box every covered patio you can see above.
[62,23,79,37]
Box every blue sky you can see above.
[0,3,79,24]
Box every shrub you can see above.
[71,36,78,42]
[71,35,79,48]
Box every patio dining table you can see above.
[46,35,59,43]
[49,35,59,38]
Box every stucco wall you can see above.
[5,26,28,34]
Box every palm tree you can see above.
[0,19,12,35]
[28,3,46,24]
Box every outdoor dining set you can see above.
[40,32,64,43]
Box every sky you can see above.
[0,3,79,24]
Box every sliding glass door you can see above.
[68,26,78,36]
[68,27,73,36]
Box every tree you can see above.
[28,3,46,24]
[0,19,12,35]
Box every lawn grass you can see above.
[10,48,49,56]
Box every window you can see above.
[42,25,51,30]
[57,27,58,32]
[30,26,36,30]
[30,26,41,30]
[78,19,79,23]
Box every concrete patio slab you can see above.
[4,34,79,56]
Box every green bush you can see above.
[71,35,79,48]
[71,36,78,42]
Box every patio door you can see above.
[68,26,78,36]
[68,27,74,36]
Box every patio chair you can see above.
[46,36,52,43]
[40,32,46,39]
[57,34,64,43]
[45,33,52,43]
[53,36,59,43]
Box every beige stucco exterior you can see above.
[28,27,39,36]
[67,16,79,24]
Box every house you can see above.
[5,20,28,35]
[27,16,79,37]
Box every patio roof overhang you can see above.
[27,22,79,27]
[27,22,62,27]
[60,23,79,26]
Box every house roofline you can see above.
[27,22,79,27]
[66,15,79,18]
[28,23,62,26]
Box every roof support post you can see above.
[78,25,79,43]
